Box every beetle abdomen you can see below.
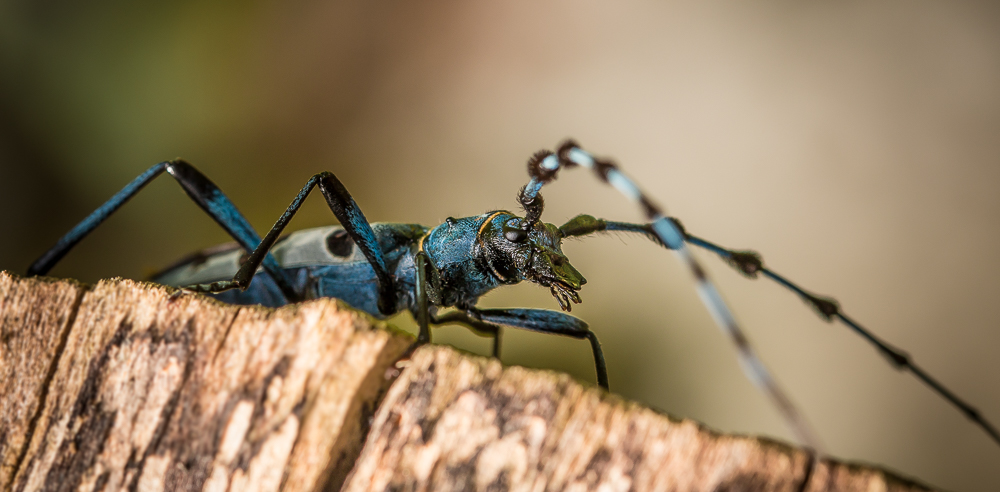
[152,223,426,312]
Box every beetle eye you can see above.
[505,228,528,243]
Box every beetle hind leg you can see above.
[28,160,299,302]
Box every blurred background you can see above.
[2,1,999,490]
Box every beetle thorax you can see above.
[422,211,586,312]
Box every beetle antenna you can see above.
[684,233,1000,447]
[523,140,825,453]
[519,150,560,231]
[517,185,544,231]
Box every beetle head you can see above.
[478,211,586,311]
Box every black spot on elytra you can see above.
[326,229,355,257]
[186,251,213,269]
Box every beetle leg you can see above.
[28,160,298,302]
[413,252,433,345]
[209,172,397,316]
[430,310,503,358]
[444,307,608,390]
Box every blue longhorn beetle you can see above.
[29,140,999,453]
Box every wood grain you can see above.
[0,273,85,491]
[1,274,411,492]
[343,346,935,492]
[0,273,937,491]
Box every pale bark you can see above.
[1,273,411,492]
[0,272,935,492]
[342,346,934,492]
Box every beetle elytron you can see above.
[29,140,999,453]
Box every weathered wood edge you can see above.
[344,346,937,492]
[0,272,938,491]
[1,274,86,491]
[0,272,412,492]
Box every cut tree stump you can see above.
[0,272,935,492]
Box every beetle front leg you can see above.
[430,310,503,358]
[411,251,506,353]
[460,307,608,390]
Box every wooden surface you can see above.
[0,273,411,492]
[0,272,936,492]
[343,346,934,492]
[0,275,85,491]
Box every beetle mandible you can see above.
[28,140,999,454]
